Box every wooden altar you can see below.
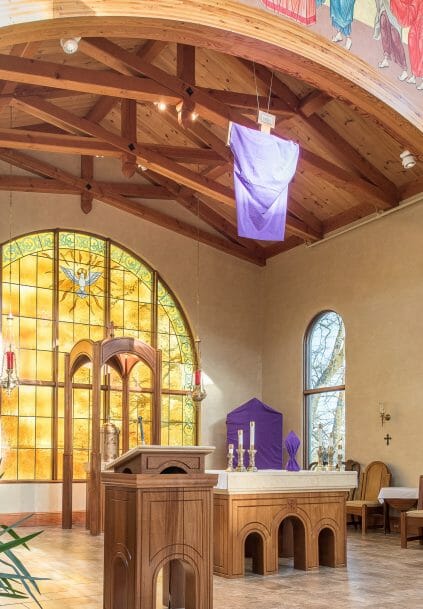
[213,470,357,577]
[102,446,217,609]
[62,336,162,535]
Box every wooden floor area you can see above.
[1,527,422,609]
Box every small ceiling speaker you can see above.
[60,37,81,55]
[400,150,416,169]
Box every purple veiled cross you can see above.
[230,123,299,241]
[285,431,301,471]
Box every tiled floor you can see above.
[1,527,422,609]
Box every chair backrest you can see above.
[344,459,361,500]
[361,460,391,501]
[418,475,423,510]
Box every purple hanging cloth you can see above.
[284,430,301,471]
[230,123,299,241]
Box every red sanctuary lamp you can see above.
[1,312,19,396]
[191,338,206,403]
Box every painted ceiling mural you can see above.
[242,0,422,104]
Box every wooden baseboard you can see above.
[0,511,86,527]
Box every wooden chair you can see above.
[345,461,391,536]
[344,459,361,501]
[400,475,423,548]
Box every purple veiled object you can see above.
[285,431,301,471]
[226,398,283,469]
[230,123,299,241]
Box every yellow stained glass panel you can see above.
[1,389,18,415]
[18,417,35,448]
[1,448,17,479]
[19,255,37,287]
[20,285,37,318]
[73,419,89,450]
[1,415,18,446]
[36,350,53,381]
[59,322,74,352]
[36,320,52,350]
[73,449,88,479]
[35,448,52,479]
[2,283,19,317]
[57,417,64,449]
[168,423,183,445]
[73,388,90,418]
[37,288,53,319]
[169,395,183,421]
[19,349,36,380]
[18,449,36,479]
[37,254,53,288]
[36,386,52,417]
[35,418,52,448]
[19,317,36,349]
[19,385,36,417]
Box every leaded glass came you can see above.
[0,230,196,480]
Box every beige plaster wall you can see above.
[262,199,423,486]
[0,185,263,472]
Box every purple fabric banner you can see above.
[230,123,299,241]
[226,397,283,469]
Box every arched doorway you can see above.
[278,516,307,571]
[318,527,336,568]
[158,559,196,609]
[244,531,265,575]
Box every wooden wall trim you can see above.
[0,1,420,151]
[0,511,86,526]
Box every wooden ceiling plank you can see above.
[241,60,398,195]
[288,197,323,235]
[144,170,266,257]
[298,91,332,117]
[0,42,41,97]
[0,175,176,198]
[12,96,235,206]
[0,53,181,104]
[81,38,258,130]
[399,178,423,201]
[0,148,263,265]
[323,202,377,233]
[264,236,304,258]
[81,155,93,214]
[177,44,196,84]
[206,90,295,116]
[121,98,137,177]
[300,149,397,210]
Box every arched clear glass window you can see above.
[0,230,196,480]
[304,311,345,466]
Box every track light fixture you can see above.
[60,37,81,55]
[400,150,416,170]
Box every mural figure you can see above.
[330,0,356,50]
[374,0,408,80]
[260,0,320,25]
[391,0,423,90]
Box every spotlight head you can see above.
[60,37,81,55]
[191,111,199,121]
[400,150,416,169]
[137,164,147,172]
[155,101,167,112]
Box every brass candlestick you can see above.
[236,448,246,472]
[247,448,257,472]
[226,446,234,472]
[327,445,336,471]
[316,445,325,471]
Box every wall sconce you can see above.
[379,402,391,426]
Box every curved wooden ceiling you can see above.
[0,2,421,265]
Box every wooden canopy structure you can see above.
[0,0,421,265]
[62,336,162,535]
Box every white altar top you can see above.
[378,487,419,504]
[209,469,357,494]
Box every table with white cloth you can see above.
[211,469,357,577]
[378,487,419,533]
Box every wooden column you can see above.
[122,373,130,453]
[152,349,162,444]
[62,353,73,529]
[89,342,102,536]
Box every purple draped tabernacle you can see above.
[284,430,301,471]
[229,123,299,241]
[226,397,283,469]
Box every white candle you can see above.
[238,429,243,451]
[228,443,234,455]
[379,402,384,414]
[250,421,255,448]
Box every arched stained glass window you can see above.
[0,230,196,480]
[304,311,345,466]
